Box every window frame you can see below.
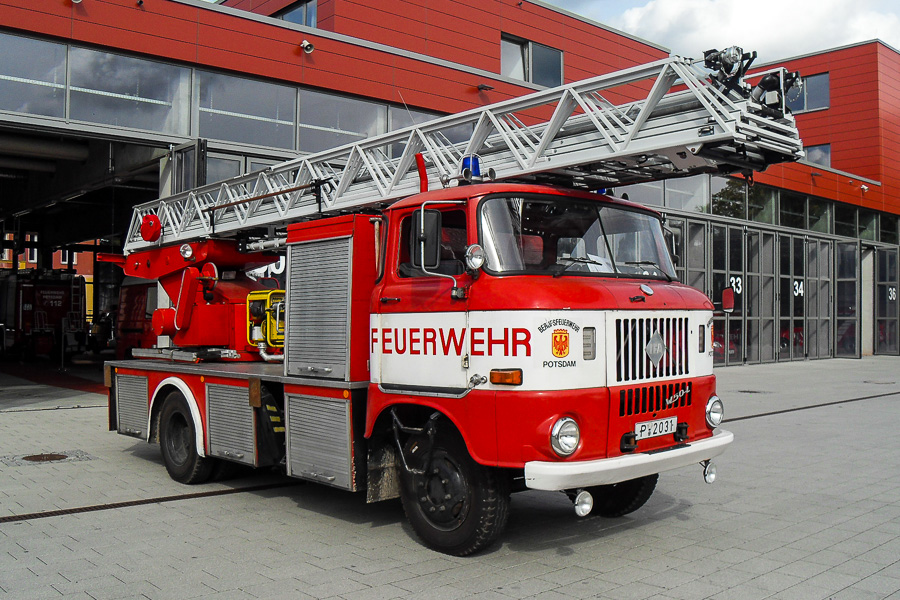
[397,209,468,279]
[804,143,831,168]
[59,249,77,266]
[787,72,829,114]
[276,0,317,28]
[500,35,563,87]
[26,233,38,264]
[476,193,675,280]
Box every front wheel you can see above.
[588,473,658,518]
[399,431,509,556]
[159,391,213,484]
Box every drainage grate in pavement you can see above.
[0,449,96,467]
[22,453,69,462]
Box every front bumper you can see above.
[524,429,734,491]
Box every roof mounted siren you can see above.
[459,154,496,185]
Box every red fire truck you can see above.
[0,270,87,358]
[103,49,802,554]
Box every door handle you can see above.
[380,297,401,304]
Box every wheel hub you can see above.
[165,415,190,465]
[415,451,469,528]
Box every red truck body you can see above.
[106,183,732,555]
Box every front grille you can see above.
[615,316,690,383]
[619,381,692,417]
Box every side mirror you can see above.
[722,287,735,314]
[410,209,441,270]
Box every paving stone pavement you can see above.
[1,356,899,600]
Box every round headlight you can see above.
[179,243,194,260]
[706,396,724,428]
[550,417,580,456]
[464,244,486,271]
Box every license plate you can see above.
[635,416,677,440]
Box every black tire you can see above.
[589,474,658,518]
[159,391,213,484]
[399,430,509,556]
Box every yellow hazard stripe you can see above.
[273,426,285,433]
[270,416,281,423]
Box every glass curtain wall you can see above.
[299,90,386,154]
[746,230,777,363]
[70,49,190,134]
[0,34,66,118]
[875,248,899,354]
[805,239,833,359]
[711,225,746,366]
[0,31,448,157]
[835,241,860,357]
[198,72,296,149]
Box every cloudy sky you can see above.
[541,0,900,63]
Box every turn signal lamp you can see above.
[583,327,596,360]
[489,368,522,386]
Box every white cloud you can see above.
[545,0,900,62]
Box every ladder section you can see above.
[124,52,803,253]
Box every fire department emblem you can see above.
[552,329,570,358]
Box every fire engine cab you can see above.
[103,48,802,555]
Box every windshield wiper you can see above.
[551,256,610,277]
[624,260,672,282]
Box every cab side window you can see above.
[398,209,467,278]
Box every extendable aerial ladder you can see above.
[124,49,803,254]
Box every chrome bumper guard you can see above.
[524,429,734,491]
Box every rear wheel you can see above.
[589,474,658,518]
[399,431,509,556]
[159,391,213,484]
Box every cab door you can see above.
[372,204,471,394]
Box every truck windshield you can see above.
[479,195,676,280]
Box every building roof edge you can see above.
[171,0,546,90]
[755,39,900,68]
[524,0,670,53]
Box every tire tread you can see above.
[591,473,658,518]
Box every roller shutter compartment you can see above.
[116,375,149,439]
